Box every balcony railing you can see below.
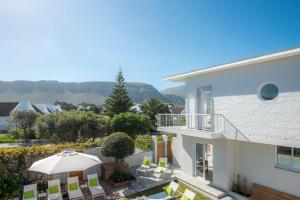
[156,114,224,134]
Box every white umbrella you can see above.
[28,150,102,174]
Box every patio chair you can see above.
[180,189,196,200]
[136,156,153,176]
[67,176,84,200]
[23,183,38,200]
[87,173,105,199]
[146,181,179,200]
[154,157,169,173]
[47,179,62,200]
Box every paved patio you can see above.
[112,165,235,200]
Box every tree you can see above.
[110,112,151,138]
[141,98,170,123]
[36,111,109,143]
[10,110,39,144]
[54,101,77,111]
[104,69,133,117]
[79,111,109,141]
[101,132,134,168]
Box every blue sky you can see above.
[0,0,300,90]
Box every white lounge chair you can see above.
[154,157,169,173]
[23,183,38,200]
[47,179,62,200]
[67,176,84,200]
[146,181,179,200]
[136,156,153,176]
[87,173,105,199]
[180,189,196,200]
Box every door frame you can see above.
[194,142,207,180]
[196,86,213,130]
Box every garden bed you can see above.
[108,171,136,188]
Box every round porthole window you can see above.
[259,83,279,101]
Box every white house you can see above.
[0,101,62,130]
[157,47,300,197]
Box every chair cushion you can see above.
[89,178,98,187]
[159,161,166,168]
[166,185,174,196]
[143,159,150,166]
[49,185,59,194]
[181,194,190,200]
[24,190,35,199]
[69,183,78,191]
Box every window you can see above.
[259,83,279,101]
[277,146,300,171]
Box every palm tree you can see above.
[141,98,170,125]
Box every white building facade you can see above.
[157,48,300,197]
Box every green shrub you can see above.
[0,175,21,198]
[109,171,135,183]
[110,112,151,138]
[101,132,135,165]
[36,111,109,143]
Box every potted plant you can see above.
[101,132,136,188]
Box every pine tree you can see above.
[104,69,133,116]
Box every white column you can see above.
[162,135,168,158]
[152,135,157,163]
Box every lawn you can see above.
[0,134,22,143]
[123,180,211,200]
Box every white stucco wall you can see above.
[185,55,300,147]
[236,141,300,197]
[172,135,235,191]
[172,136,300,196]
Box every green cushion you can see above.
[24,190,35,199]
[159,161,166,168]
[143,159,150,166]
[49,185,59,194]
[181,195,190,200]
[89,178,98,187]
[166,186,173,196]
[69,183,78,191]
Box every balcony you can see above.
[156,114,225,139]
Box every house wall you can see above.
[172,135,235,191]
[185,55,300,147]
[0,117,8,130]
[236,141,300,197]
[172,136,300,196]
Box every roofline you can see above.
[164,47,300,82]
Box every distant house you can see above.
[0,101,62,130]
[169,106,185,114]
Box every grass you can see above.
[0,134,23,143]
[123,180,211,200]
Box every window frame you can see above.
[257,82,279,102]
[275,146,300,173]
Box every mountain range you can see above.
[0,81,184,105]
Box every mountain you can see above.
[161,85,185,97]
[0,80,184,105]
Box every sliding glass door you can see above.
[195,142,213,181]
